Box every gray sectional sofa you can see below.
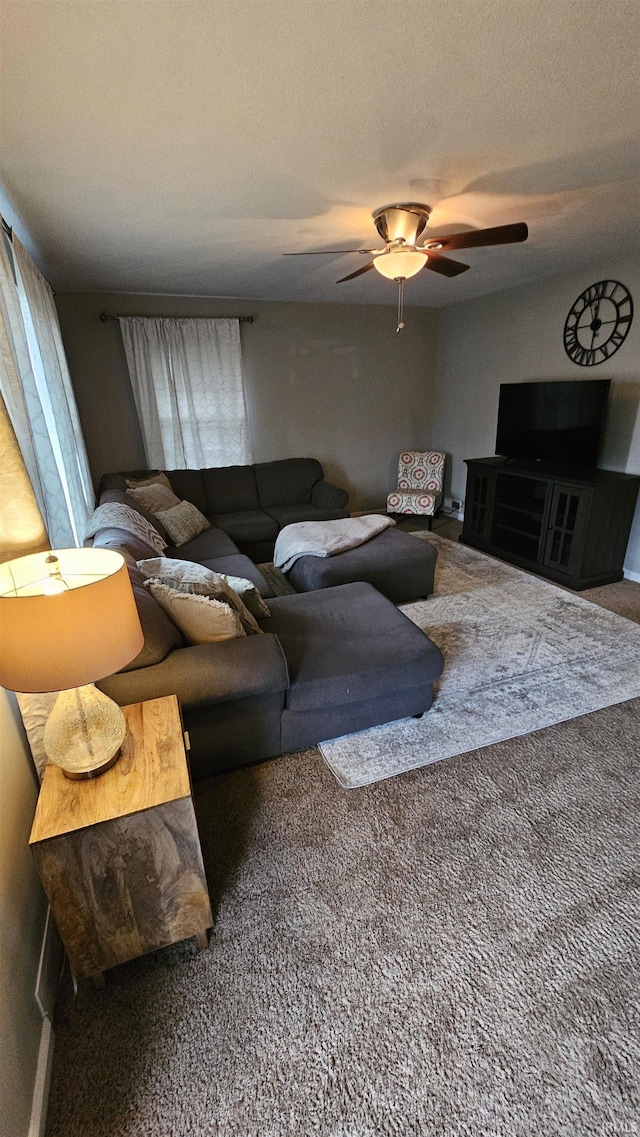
[93,458,444,780]
[99,457,350,562]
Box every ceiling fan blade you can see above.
[425,222,529,252]
[283,249,378,256]
[336,262,376,283]
[422,250,470,277]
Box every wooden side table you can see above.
[30,695,213,981]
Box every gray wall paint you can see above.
[55,293,438,513]
[432,256,640,577]
[0,689,48,1137]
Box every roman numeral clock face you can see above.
[563,280,633,366]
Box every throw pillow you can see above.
[99,488,170,543]
[126,472,174,491]
[145,580,246,645]
[84,503,167,555]
[155,500,211,546]
[137,558,263,634]
[220,574,271,619]
[127,482,181,515]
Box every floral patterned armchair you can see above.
[386,451,445,528]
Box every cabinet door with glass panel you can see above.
[464,465,494,542]
[543,485,591,578]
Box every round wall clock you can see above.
[563,280,633,366]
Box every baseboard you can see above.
[350,509,387,517]
[624,568,640,583]
[29,907,63,1137]
[35,907,63,1020]
[28,1016,54,1137]
[352,507,464,526]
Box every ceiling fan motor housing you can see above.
[372,202,432,247]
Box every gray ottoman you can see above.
[261,582,444,751]
[285,527,437,603]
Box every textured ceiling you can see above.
[0,0,638,307]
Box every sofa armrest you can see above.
[311,480,349,510]
[97,633,289,710]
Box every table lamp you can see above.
[0,547,144,779]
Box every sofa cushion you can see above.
[90,525,163,565]
[254,457,322,508]
[220,574,271,619]
[146,580,247,645]
[99,472,137,493]
[127,481,181,514]
[311,480,350,511]
[86,501,167,554]
[164,469,207,514]
[264,504,351,527]
[100,488,169,543]
[212,509,279,546]
[116,555,184,672]
[125,472,174,491]
[235,541,276,564]
[99,636,289,716]
[156,499,211,546]
[160,555,273,615]
[167,526,239,562]
[260,582,444,713]
[205,553,274,598]
[202,465,260,515]
[137,558,262,634]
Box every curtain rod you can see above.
[100,312,254,324]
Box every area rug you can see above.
[302,533,640,788]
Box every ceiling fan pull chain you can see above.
[396,278,405,333]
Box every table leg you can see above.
[196,928,211,950]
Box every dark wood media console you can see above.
[460,457,640,590]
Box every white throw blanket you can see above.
[84,503,167,554]
[274,515,395,573]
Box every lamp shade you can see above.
[373,249,426,280]
[0,547,143,693]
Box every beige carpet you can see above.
[44,565,640,1137]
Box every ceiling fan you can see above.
[285,202,528,332]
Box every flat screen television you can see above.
[495,379,610,468]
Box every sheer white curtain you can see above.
[0,234,48,521]
[118,316,250,469]
[13,239,94,542]
[0,233,94,547]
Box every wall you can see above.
[0,188,55,1137]
[54,292,438,513]
[0,690,49,1137]
[433,255,640,577]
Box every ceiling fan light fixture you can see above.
[373,249,426,280]
[372,203,431,245]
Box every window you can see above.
[0,229,93,548]
[118,316,251,469]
